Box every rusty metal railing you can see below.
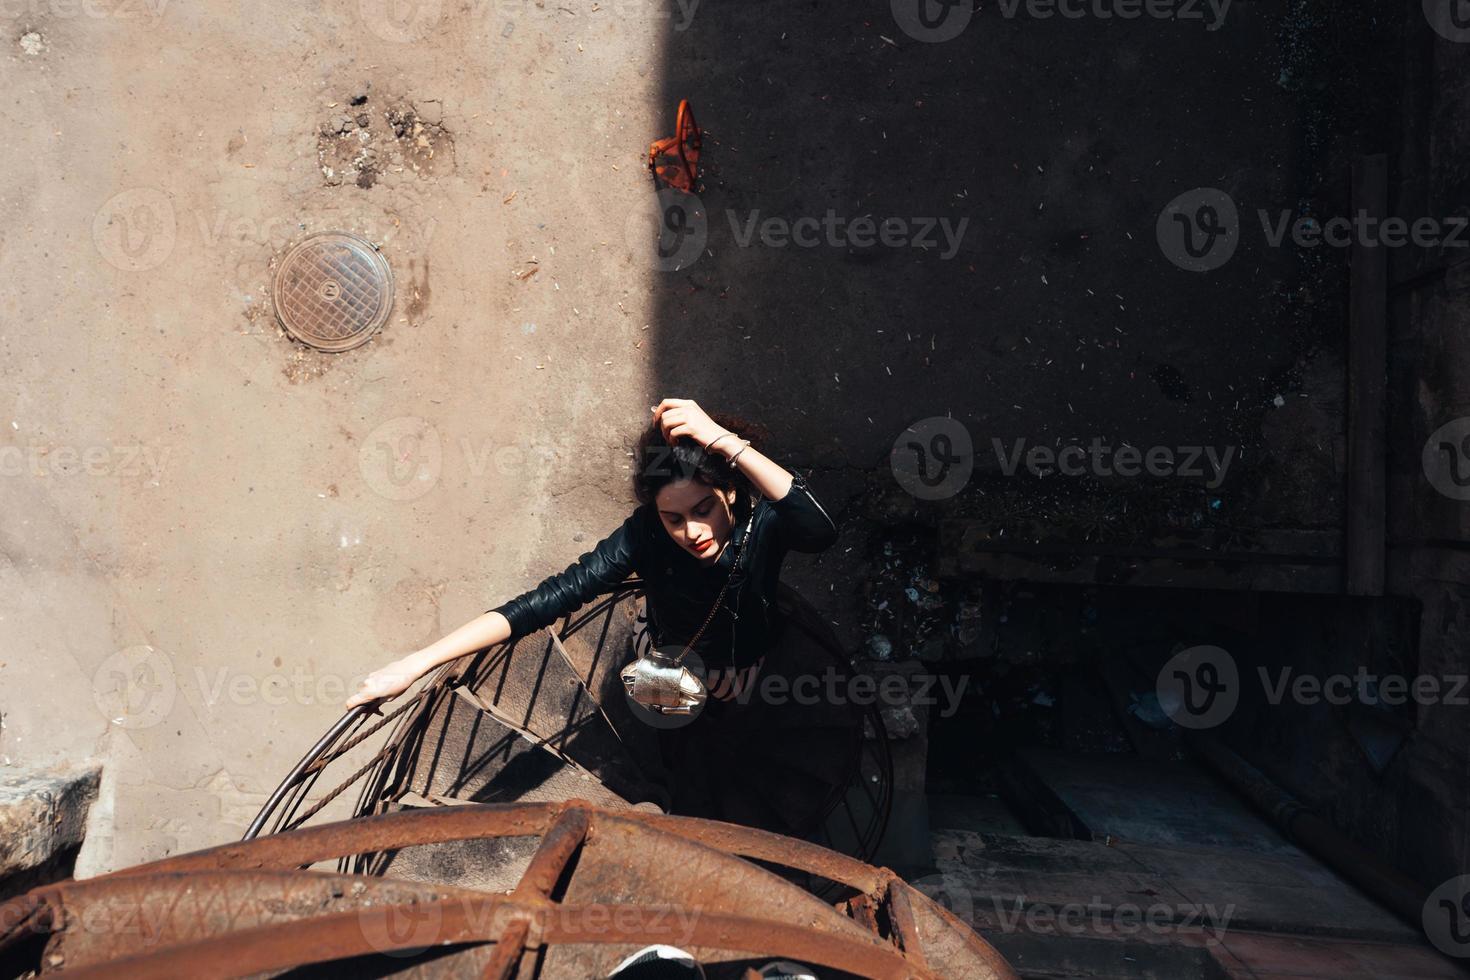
[243,584,892,879]
[1,801,1012,979]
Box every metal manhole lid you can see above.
[272,232,394,352]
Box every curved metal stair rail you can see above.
[243,582,893,877]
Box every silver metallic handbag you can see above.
[620,496,759,716]
[620,647,708,715]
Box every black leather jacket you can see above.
[489,472,838,670]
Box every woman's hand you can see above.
[345,656,423,710]
[652,398,734,452]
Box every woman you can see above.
[346,399,846,827]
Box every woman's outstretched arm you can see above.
[345,610,513,708]
[345,510,646,709]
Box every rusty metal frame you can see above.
[1,801,1015,980]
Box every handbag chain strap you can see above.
[668,492,760,667]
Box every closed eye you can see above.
[660,496,716,526]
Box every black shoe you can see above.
[756,961,818,980]
[606,944,705,979]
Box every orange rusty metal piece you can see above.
[649,100,702,193]
[0,801,1017,980]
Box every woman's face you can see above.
[655,478,736,565]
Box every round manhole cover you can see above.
[272,232,394,352]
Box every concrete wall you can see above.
[1225,3,1470,890]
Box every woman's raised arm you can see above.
[652,398,795,500]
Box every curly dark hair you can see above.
[632,411,771,507]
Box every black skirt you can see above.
[653,585,864,841]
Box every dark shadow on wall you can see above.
[650,0,1402,544]
[644,0,1470,910]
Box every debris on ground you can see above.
[318,91,455,188]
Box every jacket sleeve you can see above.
[767,471,839,553]
[488,508,646,638]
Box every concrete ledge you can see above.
[0,765,101,898]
